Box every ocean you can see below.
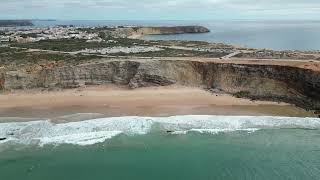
[31,20,320,51]
[1,115,320,180]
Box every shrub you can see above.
[233,91,250,98]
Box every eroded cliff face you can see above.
[194,62,320,110]
[1,59,320,111]
[37,60,203,89]
[0,69,5,91]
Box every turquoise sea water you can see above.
[1,129,320,180]
[30,20,320,51]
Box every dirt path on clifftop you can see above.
[90,57,320,72]
[12,46,320,72]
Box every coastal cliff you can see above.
[135,26,210,35]
[1,59,319,112]
[107,26,210,38]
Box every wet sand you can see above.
[0,86,315,122]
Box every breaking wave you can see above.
[0,115,319,146]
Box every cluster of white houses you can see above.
[0,27,103,43]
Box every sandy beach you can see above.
[0,86,314,122]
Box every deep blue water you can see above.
[31,20,320,51]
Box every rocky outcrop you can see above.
[108,26,210,38]
[1,59,320,111]
[137,26,210,35]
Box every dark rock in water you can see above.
[0,137,7,141]
[314,110,320,118]
[166,131,174,133]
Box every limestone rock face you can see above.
[0,70,5,90]
[39,61,140,88]
[195,62,320,110]
[36,60,202,89]
[4,71,41,90]
[1,59,320,111]
[128,60,202,88]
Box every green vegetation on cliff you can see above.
[11,38,146,52]
[109,48,228,58]
[0,47,101,71]
[9,38,228,58]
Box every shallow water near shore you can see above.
[1,115,320,179]
[1,129,320,180]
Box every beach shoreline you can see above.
[0,85,315,122]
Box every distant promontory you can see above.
[0,20,33,27]
[97,26,210,38]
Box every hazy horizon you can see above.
[1,19,320,22]
[1,0,320,20]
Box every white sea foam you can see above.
[37,131,122,146]
[189,128,260,134]
[0,115,319,146]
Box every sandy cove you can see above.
[0,86,314,122]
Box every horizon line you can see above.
[2,18,320,21]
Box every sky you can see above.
[1,0,320,20]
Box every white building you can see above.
[0,36,10,42]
